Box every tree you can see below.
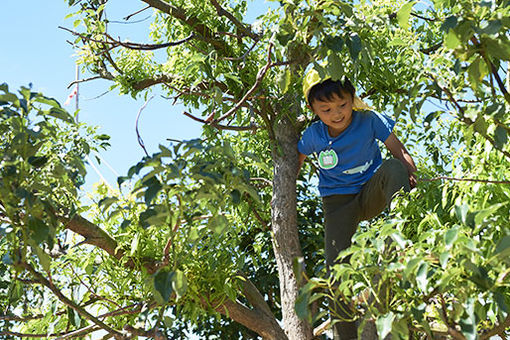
[1,0,510,339]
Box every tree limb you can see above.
[214,42,274,123]
[183,111,258,131]
[212,298,287,340]
[20,262,124,339]
[141,0,229,53]
[480,315,510,340]
[208,0,260,40]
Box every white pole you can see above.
[75,64,80,120]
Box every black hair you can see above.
[307,77,355,105]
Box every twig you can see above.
[214,42,274,123]
[470,36,510,103]
[123,5,151,21]
[67,76,102,89]
[59,26,193,51]
[108,15,152,25]
[136,96,154,157]
[429,74,510,159]
[419,176,510,184]
[208,0,260,40]
[224,39,259,61]
[183,111,258,131]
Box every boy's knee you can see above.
[381,159,410,193]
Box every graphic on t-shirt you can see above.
[318,150,338,169]
[343,160,373,175]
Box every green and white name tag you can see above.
[318,150,338,169]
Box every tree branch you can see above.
[238,272,274,318]
[214,42,274,123]
[212,298,287,340]
[0,326,100,339]
[183,111,258,131]
[470,36,510,103]
[480,315,510,340]
[141,0,229,53]
[429,74,510,159]
[20,262,124,339]
[208,0,260,40]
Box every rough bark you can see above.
[271,115,313,340]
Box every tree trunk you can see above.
[271,115,313,340]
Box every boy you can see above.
[298,70,417,340]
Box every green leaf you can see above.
[485,39,510,60]
[130,233,140,257]
[325,35,344,52]
[494,235,510,258]
[33,95,61,108]
[416,262,429,292]
[295,288,312,323]
[277,69,291,93]
[172,270,187,299]
[27,156,48,168]
[327,53,343,81]
[347,33,362,61]
[479,20,501,35]
[34,245,51,273]
[440,16,458,32]
[445,29,461,49]
[397,2,415,29]
[474,202,505,225]
[444,227,459,249]
[230,189,241,205]
[0,93,20,107]
[153,270,175,304]
[67,307,81,328]
[388,38,406,47]
[28,217,50,245]
[139,208,157,229]
[98,197,118,212]
[494,126,508,149]
[459,298,476,340]
[46,107,75,123]
[144,178,162,205]
[208,215,228,234]
[455,204,469,225]
[376,312,395,340]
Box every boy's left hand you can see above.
[409,171,417,189]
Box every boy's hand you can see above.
[409,171,417,189]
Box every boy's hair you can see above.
[307,78,355,105]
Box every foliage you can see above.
[2,0,510,339]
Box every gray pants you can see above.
[322,159,410,340]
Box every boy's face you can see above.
[310,92,353,137]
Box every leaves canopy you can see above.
[1,0,510,339]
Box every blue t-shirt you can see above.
[298,110,395,196]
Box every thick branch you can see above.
[239,273,274,318]
[58,213,160,273]
[213,299,287,340]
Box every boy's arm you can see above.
[384,133,417,188]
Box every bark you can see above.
[271,114,313,340]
